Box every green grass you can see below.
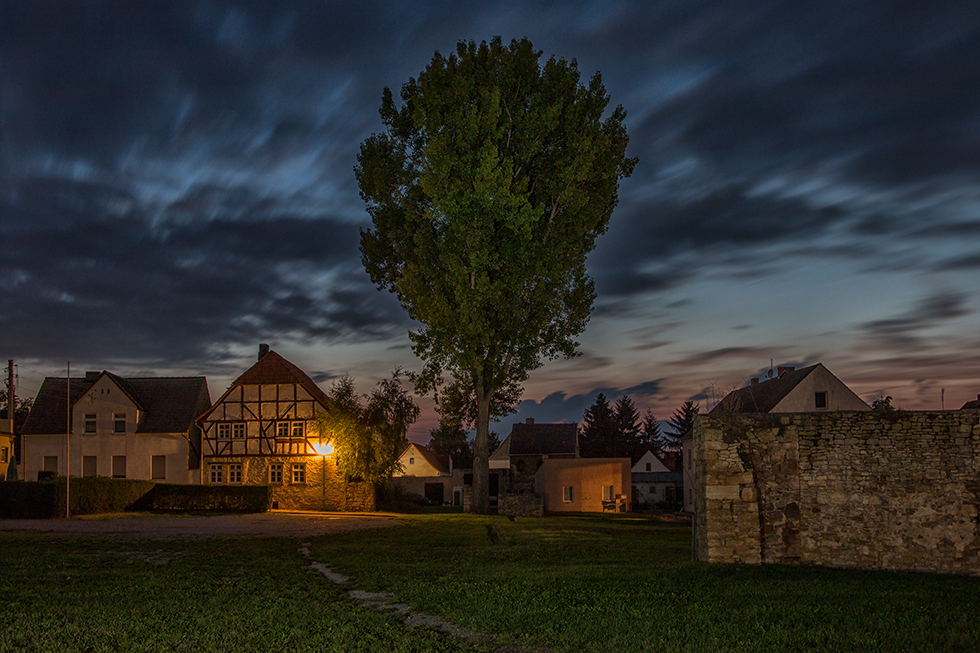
[311,514,980,652]
[1,515,978,652]
[0,533,485,653]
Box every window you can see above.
[409,457,415,465]
[562,485,574,503]
[217,423,231,439]
[111,455,127,479]
[815,391,828,409]
[602,485,614,501]
[210,465,223,484]
[232,423,245,439]
[645,462,651,471]
[113,413,126,434]
[292,463,306,484]
[290,422,304,438]
[82,456,97,477]
[84,414,96,434]
[270,464,283,484]
[0,447,7,464]
[277,422,290,438]
[43,456,58,472]
[151,455,166,480]
[229,463,242,484]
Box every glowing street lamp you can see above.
[311,440,334,510]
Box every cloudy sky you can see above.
[3,1,978,441]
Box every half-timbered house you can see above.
[196,345,374,511]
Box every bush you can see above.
[0,479,272,518]
[134,484,271,513]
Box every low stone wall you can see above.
[498,492,544,517]
[695,410,980,574]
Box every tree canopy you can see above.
[356,36,635,512]
[580,394,655,461]
[316,371,420,485]
[667,400,701,438]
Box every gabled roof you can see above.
[709,364,820,416]
[230,350,329,406]
[507,422,578,456]
[962,395,980,410]
[22,375,211,435]
[401,443,451,474]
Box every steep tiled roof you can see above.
[508,422,578,455]
[231,350,329,406]
[709,364,819,416]
[22,375,211,435]
[410,443,451,474]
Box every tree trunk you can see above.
[471,380,491,514]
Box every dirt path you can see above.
[0,511,399,538]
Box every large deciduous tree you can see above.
[356,37,635,513]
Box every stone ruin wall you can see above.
[694,411,980,575]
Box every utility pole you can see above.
[7,360,15,481]
[66,362,70,518]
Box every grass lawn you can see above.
[311,514,980,652]
[1,514,978,652]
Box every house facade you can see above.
[535,457,631,512]
[631,450,682,508]
[392,443,452,504]
[0,419,12,481]
[196,345,373,511]
[20,371,211,483]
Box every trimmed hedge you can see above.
[0,479,272,519]
[133,484,271,513]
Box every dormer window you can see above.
[815,392,828,409]
[114,413,126,434]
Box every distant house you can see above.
[490,418,578,492]
[20,371,211,483]
[535,457,631,512]
[961,395,980,410]
[196,344,373,512]
[392,442,453,504]
[709,363,870,416]
[0,418,12,481]
[682,363,869,513]
[631,450,682,508]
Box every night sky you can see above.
[3,1,979,441]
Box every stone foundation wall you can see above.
[695,411,980,574]
[499,492,544,517]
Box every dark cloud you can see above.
[858,292,973,349]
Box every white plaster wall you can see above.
[773,365,870,413]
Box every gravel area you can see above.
[0,511,400,538]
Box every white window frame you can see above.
[292,463,306,484]
[210,465,223,484]
[217,423,231,439]
[84,414,96,434]
[0,447,7,464]
[602,485,614,501]
[562,485,574,503]
[229,463,242,484]
[277,422,290,438]
[113,413,126,434]
[270,463,283,484]
[290,422,304,438]
[232,422,245,439]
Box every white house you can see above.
[21,371,211,483]
[631,450,682,507]
[392,442,453,504]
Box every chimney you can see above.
[525,417,534,425]
[85,371,100,382]
[258,344,270,361]
[777,366,795,376]
[750,378,759,385]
